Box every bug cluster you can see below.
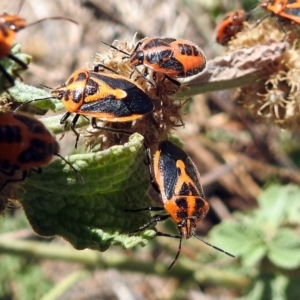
[0,1,239,269]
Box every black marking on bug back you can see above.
[185,157,205,198]
[158,141,185,200]
[143,38,172,50]
[177,180,199,196]
[18,138,54,164]
[85,76,99,96]
[77,71,88,82]
[195,198,205,210]
[175,197,188,209]
[0,125,22,143]
[176,197,189,219]
[160,140,188,162]
[81,73,153,115]
[146,48,173,65]
[193,198,206,219]
[68,71,89,103]
[160,38,177,44]
[192,46,200,56]
[14,114,49,135]
[160,56,184,73]
[185,66,203,77]
[178,43,192,56]
[159,140,205,197]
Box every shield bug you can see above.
[18,68,154,148]
[216,10,247,45]
[259,0,300,25]
[102,37,206,86]
[0,0,77,89]
[0,111,79,191]
[127,140,234,269]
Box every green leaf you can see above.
[209,217,267,267]
[268,228,300,269]
[255,184,288,228]
[8,81,61,112]
[281,185,300,225]
[241,275,288,300]
[255,184,300,227]
[18,133,156,251]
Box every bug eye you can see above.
[136,51,144,63]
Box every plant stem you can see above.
[0,238,249,288]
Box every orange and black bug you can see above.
[259,0,300,25]
[0,0,77,89]
[18,68,154,148]
[215,10,247,45]
[102,37,206,86]
[127,140,234,269]
[0,111,79,191]
[259,0,288,14]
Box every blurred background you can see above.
[2,0,300,299]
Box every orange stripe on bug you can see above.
[0,0,77,89]
[101,37,206,86]
[16,68,154,149]
[126,140,234,269]
[215,10,247,45]
[259,0,288,14]
[0,111,80,192]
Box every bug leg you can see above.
[132,67,156,87]
[8,52,28,79]
[164,74,181,87]
[70,114,81,149]
[127,213,170,234]
[125,206,165,212]
[55,153,83,183]
[155,233,183,270]
[0,170,28,191]
[0,64,15,88]
[91,118,133,135]
[93,64,118,74]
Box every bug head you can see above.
[176,216,197,239]
[51,84,67,100]
[2,13,27,32]
[130,50,145,66]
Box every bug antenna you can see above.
[101,40,131,57]
[16,0,25,14]
[39,83,53,90]
[55,153,84,183]
[168,236,182,270]
[193,234,235,258]
[26,17,78,28]
[14,97,55,112]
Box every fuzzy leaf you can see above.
[280,185,300,225]
[209,217,267,266]
[18,133,156,251]
[255,184,288,228]
[8,82,61,112]
[268,228,300,269]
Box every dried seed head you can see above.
[232,16,300,130]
